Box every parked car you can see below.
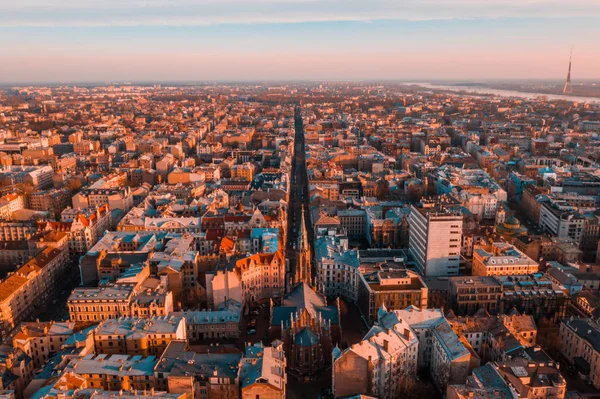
[248,329,257,335]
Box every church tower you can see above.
[295,205,312,286]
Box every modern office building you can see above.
[409,202,463,276]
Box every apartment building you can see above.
[358,266,428,324]
[64,354,157,391]
[62,205,112,255]
[234,250,285,304]
[521,185,547,224]
[0,241,38,278]
[0,221,37,241]
[338,209,367,239]
[314,235,360,302]
[0,238,70,339]
[11,321,91,369]
[333,307,419,399]
[230,162,255,181]
[73,186,133,212]
[23,165,54,190]
[560,318,600,389]
[459,192,498,221]
[154,340,242,399]
[68,282,173,323]
[240,342,287,399]
[472,242,538,277]
[365,207,408,248]
[395,306,472,390]
[172,299,241,340]
[497,274,568,321]
[539,201,586,244]
[496,357,566,399]
[34,388,184,399]
[148,233,200,302]
[0,194,26,220]
[447,363,518,399]
[29,188,71,219]
[447,276,502,316]
[448,313,537,362]
[94,316,186,357]
[68,284,135,322]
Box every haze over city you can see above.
[1,0,600,83]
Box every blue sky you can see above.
[0,0,598,83]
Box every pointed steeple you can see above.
[295,205,312,286]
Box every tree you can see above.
[375,178,390,200]
[396,369,441,399]
[406,184,424,204]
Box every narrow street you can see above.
[285,106,314,288]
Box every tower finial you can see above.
[295,204,312,286]
[563,46,573,94]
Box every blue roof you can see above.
[473,363,512,396]
[314,236,359,268]
[64,325,96,346]
[296,329,319,347]
[251,228,279,253]
[271,283,339,328]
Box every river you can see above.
[408,82,600,103]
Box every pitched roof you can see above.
[296,328,319,347]
[271,283,339,327]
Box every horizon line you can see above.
[2,78,600,87]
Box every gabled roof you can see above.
[271,283,339,327]
[282,283,326,316]
[220,237,236,253]
[296,328,319,347]
[236,251,283,272]
[314,212,340,226]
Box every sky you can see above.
[0,0,599,83]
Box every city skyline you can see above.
[1,0,600,83]
[1,76,600,398]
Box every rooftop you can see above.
[94,315,185,337]
[68,284,135,302]
[66,354,157,377]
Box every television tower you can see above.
[563,47,573,94]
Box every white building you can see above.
[560,318,600,389]
[314,235,360,302]
[73,186,133,212]
[0,194,26,220]
[459,192,498,220]
[24,165,54,190]
[333,306,419,399]
[539,201,585,244]
[409,202,463,276]
[62,205,112,255]
[395,306,471,390]
[240,342,287,399]
[206,268,243,309]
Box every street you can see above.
[285,106,315,286]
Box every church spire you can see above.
[295,205,312,286]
